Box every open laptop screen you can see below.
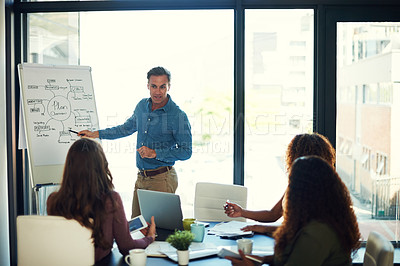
[137,189,184,232]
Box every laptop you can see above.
[137,189,184,241]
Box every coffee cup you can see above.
[237,239,253,255]
[124,248,147,266]
[182,218,196,231]
[191,223,205,242]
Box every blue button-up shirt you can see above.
[99,95,192,170]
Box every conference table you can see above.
[94,221,370,266]
[96,222,275,266]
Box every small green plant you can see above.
[166,230,195,251]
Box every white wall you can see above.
[0,0,11,265]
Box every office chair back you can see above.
[194,182,247,222]
[17,215,95,266]
[363,231,394,266]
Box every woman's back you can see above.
[46,138,156,262]
[273,156,360,265]
[275,220,352,266]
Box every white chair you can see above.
[17,215,95,266]
[363,231,394,266]
[194,182,247,222]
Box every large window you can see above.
[27,9,317,219]
[337,22,400,242]
[244,10,314,211]
[28,10,234,218]
[27,8,400,247]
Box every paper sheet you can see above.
[159,242,218,261]
[207,221,255,237]
[18,100,27,150]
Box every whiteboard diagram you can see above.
[19,64,99,170]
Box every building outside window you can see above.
[376,152,388,175]
[361,146,371,171]
[337,22,400,240]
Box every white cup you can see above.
[124,248,147,266]
[237,239,253,255]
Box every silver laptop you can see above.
[137,189,184,240]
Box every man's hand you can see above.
[137,146,156,158]
[78,130,99,138]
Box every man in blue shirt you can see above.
[79,66,192,217]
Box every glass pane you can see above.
[28,13,79,64]
[337,22,400,242]
[28,10,234,218]
[245,10,314,211]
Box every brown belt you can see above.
[139,166,172,177]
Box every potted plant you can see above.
[166,230,195,265]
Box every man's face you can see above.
[147,75,170,106]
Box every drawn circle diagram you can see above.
[47,95,71,121]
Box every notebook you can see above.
[137,189,184,241]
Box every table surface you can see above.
[95,222,275,266]
[94,222,384,266]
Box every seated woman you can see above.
[224,133,336,235]
[226,156,361,266]
[47,138,156,262]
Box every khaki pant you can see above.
[131,166,178,218]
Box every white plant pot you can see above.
[177,249,189,265]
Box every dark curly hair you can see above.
[274,156,360,259]
[47,138,116,250]
[285,133,336,171]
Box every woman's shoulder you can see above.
[107,191,122,202]
[110,190,121,198]
[47,191,56,199]
[104,191,122,209]
[46,192,57,205]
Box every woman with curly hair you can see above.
[224,133,336,235]
[47,138,156,262]
[227,156,361,265]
